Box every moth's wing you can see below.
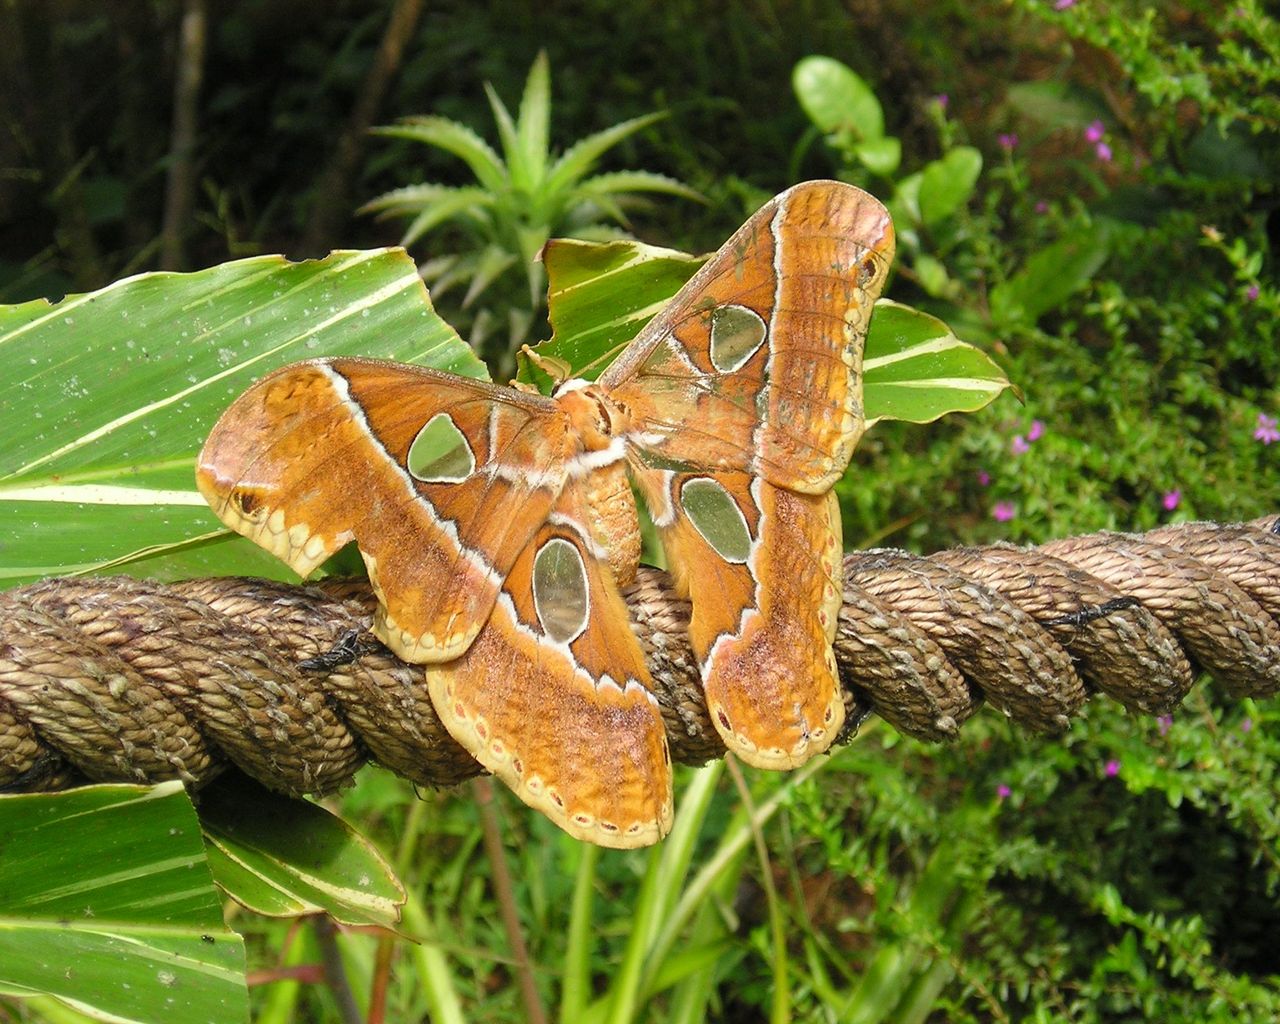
[428,478,673,848]
[603,179,894,494]
[197,357,571,663]
[633,466,845,769]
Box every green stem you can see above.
[560,842,600,1024]
[726,756,790,1024]
[401,886,467,1024]
[642,756,829,997]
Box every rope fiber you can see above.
[2,516,1278,797]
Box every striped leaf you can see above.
[0,782,249,1024]
[0,249,485,589]
[199,777,405,929]
[862,300,1014,424]
[518,237,704,388]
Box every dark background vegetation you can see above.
[1,1,1278,1021]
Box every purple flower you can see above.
[1241,717,1253,733]
[934,93,949,110]
[1027,419,1045,442]
[1085,119,1106,143]
[1011,435,1031,455]
[1162,489,1180,511]
[1246,284,1260,302]
[977,469,991,487]
[1095,141,1113,162]
[1104,759,1121,778]
[1054,0,1076,9]
[997,783,1012,800]
[992,501,1016,522]
[1157,715,1173,736]
[1256,413,1280,445]
[998,133,1019,151]
[1035,200,1049,214]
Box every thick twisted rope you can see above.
[1,516,1277,797]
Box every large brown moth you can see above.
[197,180,895,848]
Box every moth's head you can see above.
[554,378,629,452]
[851,198,896,303]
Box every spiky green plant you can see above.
[363,52,701,370]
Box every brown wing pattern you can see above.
[197,357,571,664]
[427,479,672,847]
[604,180,894,493]
[197,181,893,845]
[632,465,845,767]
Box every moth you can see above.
[197,180,894,848]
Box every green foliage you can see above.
[775,694,1280,1024]
[3,1,1279,1021]
[1034,0,1280,136]
[363,51,701,373]
[794,56,998,309]
[0,783,249,1023]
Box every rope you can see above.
[2,517,1277,797]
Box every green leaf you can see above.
[545,113,667,197]
[462,244,518,308]
[395,186,494,247]
[912,253,952,298]
[918,146,983,226]
[521,237,704,386]
[863,300,1014,424]
[199,776,405,929]
[888,171,923,229]
[854,136,902,176]
[0,782,249,1024]
[988,222,1112,327]
[573,170,705,205]
[358,182,454,217]
[645,939,736,995]
[0,249,485,588]
[516,51,552,189]
[792,56,884,140]
[372,117,508,194]
[484,83,527,189]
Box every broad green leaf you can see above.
[863,300,1013,424]
[792,56,884,140]
[918,147,983,226]
[198,776,405,930]
[0,249,485,588]
[520,237,704,386]
[988,222,1112,327]
[371,117,508,194]
[532,239,1011,425]
[854,136,902,176]
[0,782,248,1024]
